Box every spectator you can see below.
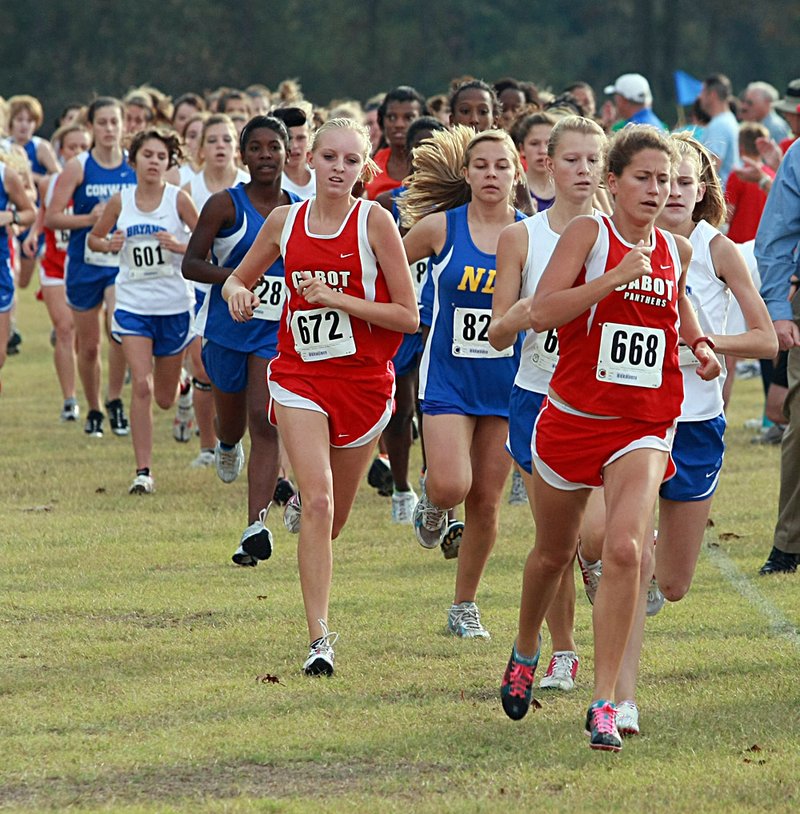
[698,73,739,185]
[603,73,665,130]
[774,78,800,153]
[741,81,792,143]
[725,122,774,244]
[755,139,800,575]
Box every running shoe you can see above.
[539,650,579,691]
[215,440,245,483]
[391,488,418,524]
[615,700,640,736]
[303,619,339,676]
[232,505,273,566]
[6,328,21,355]
[273,477,296,506]
[413,486,447,549]
[500,637,541,720]
[447,601,490,639]
[105,398,130,436]
[367,455,393,496]
[190,449,215,468]
[129,473,155,495]
[585,699,622,752]
[172,381,195,443]
[508,469,528,505]
[577,545,602,605]
[84,409,104,438]
[283,493,302,534]
[646,576,666,616]
[759,546,799,575]
[60,398,79,422]
[440,520,463,560]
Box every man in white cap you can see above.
[604,73,665,130]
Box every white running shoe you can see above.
[447,601,490,639]
[190,449,215,468]
[577,545,602,605]
[391,488,417,524]
[539,650,579,691]
[215,440,244,483]
[413,486,447,549]
[172,385,195,443]
[303,618,339,676]
[283,493,301,534]
[508,469,528,505]
[60,399,79,422]
[232,505,273,566]
[646,576,666,616]
[129,473,155,495]
[616,700,640,736]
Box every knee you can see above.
[534,544,575,576]
[304,490,334,525]
[426,477,466,511]
[80,342,100,364]
[154,391,174,411]
[603,535,640,572]
[659,578,690,603]
[131,375,153,402]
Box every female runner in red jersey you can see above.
[223,119,419,676]
[499,126,721,751]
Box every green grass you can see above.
[1,289,798,813]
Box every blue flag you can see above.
[674,70,703,106]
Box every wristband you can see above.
[691,335,715,353]
[11,209,19,226]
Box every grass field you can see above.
[1,289,799,813]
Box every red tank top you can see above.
[363,148,403,200]
[550,214,683,422]
[271,198,402,378]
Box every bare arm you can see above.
[222,206,287,319]
[1,167,36,229]
[530,216,630,331]
[36,139,61,176]
[182,191,241,286]
[293,205,419,334]
[402,211,446,264]
[87,194,123,253]
[155,189,199,255]
[44,158,100,231]
[489,220,530,350]
[708,234,778,359]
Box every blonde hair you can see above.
[606,124,679,178]
[399,126,522,226]
[310,118,379,184]
[548,115,607,157]
[670,132,726,228]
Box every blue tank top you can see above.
[195,183,299,356]
[67,151,136,268]
[418,203,525,416]
[24,138,48,178]
[0,165,10,265]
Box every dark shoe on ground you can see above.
[758,546,798,575]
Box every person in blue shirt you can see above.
[604,74,665,131]
[698,74,740,186]
[755,139,800,574]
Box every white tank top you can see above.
[680,219,730,420]
[115,184,194,315]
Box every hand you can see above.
[614,240,652,286]
[774,319,800,352]
[155,231,184,254]
[89,202,106,223]
[755,137,782,171]
[693,344,722,381]
[296,271,341,308]
[228,288,261,322]
[22,230,39,258]
[733,156,764,184]
[107,230,125,253]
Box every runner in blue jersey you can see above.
[183,116,299,567]
[401,126,525,640]
[45,97,136,438]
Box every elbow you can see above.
[180,257,196,282]
[762,335,780,360]
[529,307,549,335]
[404,308,420,334]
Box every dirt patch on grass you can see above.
[0,759,444,808]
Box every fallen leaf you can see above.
[706,517,715,527]
[256,595,268,600]
[747,744,762,752]
[718,532,742,542]
[460,689,465,701]
[95,487,106,494]
[256,673,283,685]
